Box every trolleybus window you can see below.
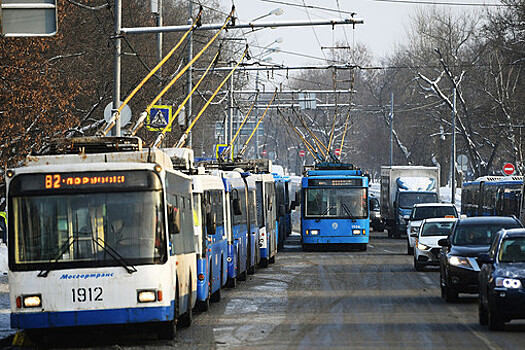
[305,187,368,219]
[9,171,167,271]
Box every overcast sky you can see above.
[214,0,502,67]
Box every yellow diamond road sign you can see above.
[147,105,173,132]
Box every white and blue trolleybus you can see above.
[301,162,370,251]
[6,137,196,339]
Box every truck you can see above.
[380,166,440,238]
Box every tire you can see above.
[269,255,276,264]
[479,295,488,326]
[414,255,424,271]
[443,282,458,303]
[210,263,222,302]
[226,276,236,288]
[387,228,393,238]
[488,298,504,331]
[260,258,269,268]
[407,240,413,255]
[248,263,255,275]
[177,291,193,328]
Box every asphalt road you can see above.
[3,230,525,349]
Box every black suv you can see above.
[438,216,523,302]
[478,228,525,330]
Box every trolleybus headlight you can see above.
[6,169,15,178]
[352,229,361,235]
[154,164,163,173]
[22,294,42,308]
[310,229,319,235]
[137,290,157,303]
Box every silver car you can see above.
[413,218,456,271]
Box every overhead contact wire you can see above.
[151,49,220,147]
[174,46,249,148]
[220,92,259,160]
[100,6,204,136]
[237,88,278,157]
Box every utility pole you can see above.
[186,2,193,148]
[228,64,234,159]
[113,0,122,136]
[115,6,364,143]
[389,92,394,166]
[156,0,163,104]
[451,88,456,204]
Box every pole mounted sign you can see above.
[502,163,516,176]
[299,150,305,157]
[0,0,57,36]
[146,105,173,132]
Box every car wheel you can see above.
[479,294,488,326]
[488,297,504,331]
[414,255,423,271]
[443,281,458,303]
[407,240,413,255]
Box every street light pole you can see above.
[113,0,122,137]
[389,92,394,166]
[187,2,193,148]
[121,17,364,35]
[451,88,457,204]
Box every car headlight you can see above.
[410,226,420,233]
[495,277,522,289]
[448,256,472,269]
[417,242,431,251]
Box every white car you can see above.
[406,203,458,255]
[413,218,456,271]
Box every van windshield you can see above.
[398,192,437,209]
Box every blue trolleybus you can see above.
[461,176,523,217]
[301,162,370,251]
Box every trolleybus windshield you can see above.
[305,187,368,219]
[8,170,167,271]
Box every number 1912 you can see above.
[72,287,103,302]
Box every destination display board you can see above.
[10,170,161,194]
[308,178,363,187]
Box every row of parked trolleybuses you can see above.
[4,136,294,340]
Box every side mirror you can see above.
[168,205,181,234]
[438,238,450,247]
[232,198,242,216]
[478,253,493,265]
[206,212,216,235]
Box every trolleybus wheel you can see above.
[269,255,275,264]
[178,281,193,328]
[260,258,269,268]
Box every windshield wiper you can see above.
[92,237,137,274]
[341,204,356,222]
[38,237,77,278]
[315,206,335,223]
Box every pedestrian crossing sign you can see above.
[147,105,173,131]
